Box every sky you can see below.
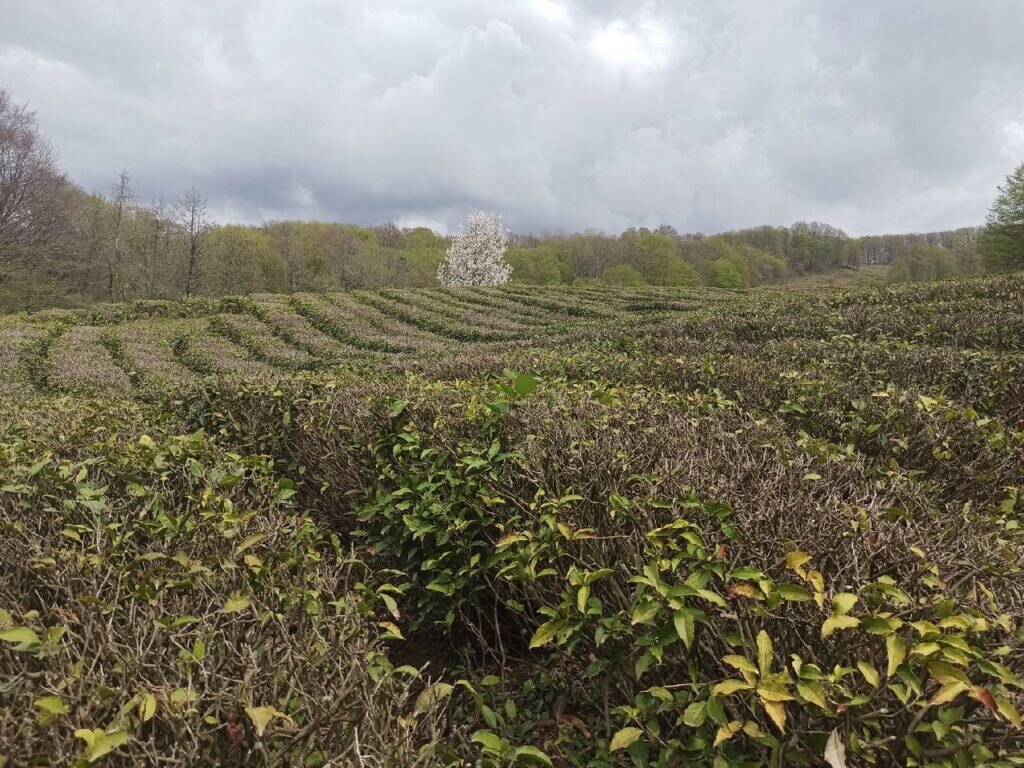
[3,1,1024,236]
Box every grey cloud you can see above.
[2,0,1023,235]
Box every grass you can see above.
[1,274,1022,767]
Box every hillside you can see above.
[2,276,1023,766]
[0,284,731,398]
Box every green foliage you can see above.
[981,162,1024,273]
[3,274,1024,765]
[888,243,960,283]
[601,263,645,286]
[507,246,566,285]
[0,397,456,765]
[708,257,745,288]
[652,256,700,287]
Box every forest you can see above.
[0,87,1005,313]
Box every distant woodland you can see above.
[0,86,1010,312]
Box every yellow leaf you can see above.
[529,621,559,649]
[797,681,827,709]
[576,585,590,613]
[763,700,786,733]
[139,691,157,723]
[495,533,528,550]
[377,621,404,639]
[713,721,742,747]
[930,682,969,706]
[911,642,941,657]
[244,706,292,737]
[785,552,812,578]
[742,721,766,738]
[857,661,880,688]
[413,682,454,715]
[609,726,643,751]
[757,685,795,702]
[233,533,265,556]
[221,594,251,613]
[34,696,68,715]
[713,680,753,696]
[0,626,41,649]
[996,698,1022,728]
[74,728,131,762]
[756,631,773,677]
[722,655,759,677]
[886,635,906,678]
[911,620,941,637]
[831,593,858,616]
[927,661,970,686]
[821,615,860,638]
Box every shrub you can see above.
[708,257,746,288]
[0,399,458,766]
[3,273,1024,766]
[602,264,645,286]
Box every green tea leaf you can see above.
[0,626,40,649]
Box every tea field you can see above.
[1,276,1023,767]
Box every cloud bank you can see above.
[3,0,1023,234]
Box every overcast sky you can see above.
[3,1,1024,235]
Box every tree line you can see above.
[1,86,1020,312]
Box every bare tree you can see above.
[264,220,303,292]
[176,186,209,298]
[373,221,403,249]
[136,199,174,299]
[0,88,70,263]
[106,170,133,301]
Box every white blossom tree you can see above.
[437,210,512,287]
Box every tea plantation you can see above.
[1,276,1023,767]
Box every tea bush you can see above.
[1,273,1022,766]
[0,399,459,766]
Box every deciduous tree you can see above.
[176,186,209,298]
[106,170,133,301]
[0,88,70,263]
[436,211,512,287]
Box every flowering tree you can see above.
[437,210,512,287]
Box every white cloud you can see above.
[2,0,1023,235]
[527,0,570,25]
[588,18,673,78]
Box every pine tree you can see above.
[980,162,1024,272]
[437,211,512,287]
